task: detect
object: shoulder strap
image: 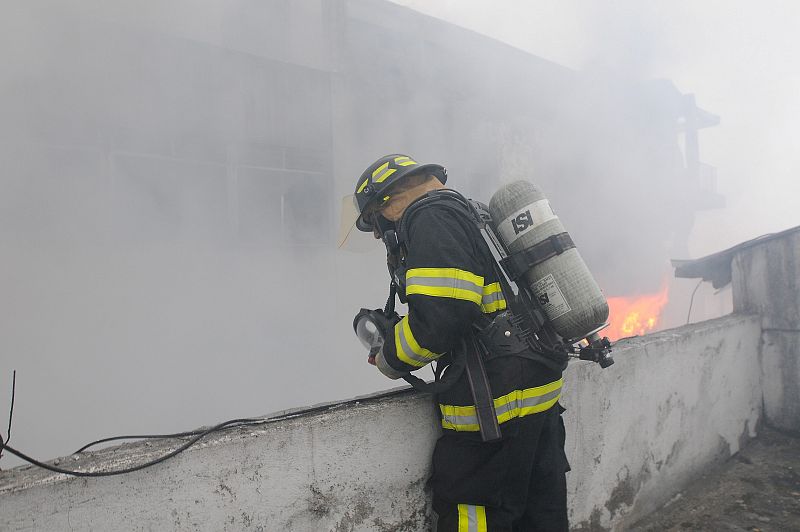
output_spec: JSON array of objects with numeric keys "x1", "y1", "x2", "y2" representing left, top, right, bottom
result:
[{"x1": 396, "y1": 189, "x2": 474, "y2": 242}]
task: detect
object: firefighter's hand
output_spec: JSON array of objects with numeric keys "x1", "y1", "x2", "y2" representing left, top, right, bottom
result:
[
  {"x1": 373, "y1": 347, "x2": 405, "y2": 380},
  {"x1": 367, "y1": 346, "x2": 380, "y2": 366}
]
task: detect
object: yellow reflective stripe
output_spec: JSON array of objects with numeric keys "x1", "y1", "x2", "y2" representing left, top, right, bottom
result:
[
  {"x1": 513, "y1": 378, "x2": 563, "y2": 401},
  {"x1": 457, "y1": 504, "x2": 487, "y2": 532},
  {"x1": 394, "y1": 156, "x2": 417, "y2": 166},
  {"x1": 372, "y1": 161, "x2": 396, "y2": 183},
  {"x1": 476, "y1": 506, "x2": 487, "y2": 532},
  {"x1": 407, "y1": 285, "x2": 482, "y2": 304},
  {"x1": 374, "y1": 168, "x2": 396, "y2": 183},
  {"x1": 356, "y1": 177, "x2": 370, "y2": 194},
  {"x1": 482, "y1": 282, "x2": 503, "y2": 295},
  {"x1": 406, "y1": 268, "x2": 484, "y2": 305},
  {"x1": 439, "y1": 378, "x2": 563, "y2": 431},
  {"x1": 440, "y1": 403, "x2": 477, "y2": 417},
  {"x1": 408, "y1": 267, "x2": 484, "y2": 286},
  {"x1": 394, "y1": 316, "x2": 440, "y2": 368},
  {"x1": 402, "y1": 317, "x2": 440, "y2": 361},
  {"x1": 440, "y1": 403, "x2": 481, "y2": 432},
  {"x1": 481, "y1": 282, "x2": 507, "y2": 313},
  {"x1": 498, "y1": 395, "x2": 560, "y2": 424},
  {"x1": 372, "y1": 162, "x2": 389, "y2": 178},
  {"x1": 458, "y1": 504, "x2": 469, "y2": 532},
  {"x1": 442, "y1": 418, "x2": 480, "y2": 432},
  {"x1": 481, "y1": 299, "x2": 507, "y2": 313},
  {"x1": 394, "y1": 319, "x2": 423, "y2": 367}
]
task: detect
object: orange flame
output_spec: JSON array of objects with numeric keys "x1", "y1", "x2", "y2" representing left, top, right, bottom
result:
[{"x1": 605, "y1": 284, "x2": 670, "y2": 340}]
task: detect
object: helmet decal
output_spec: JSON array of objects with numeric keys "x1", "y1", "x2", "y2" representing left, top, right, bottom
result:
[
  {"x1": 352, "y1": 154, "x2": 445, "y2": 232},
  {"x1": 372, "y1": 162, "x2": 397, "y2": 183},
  {"x1": 393, "y1": 156, "x2": 417, "y2": 167}
]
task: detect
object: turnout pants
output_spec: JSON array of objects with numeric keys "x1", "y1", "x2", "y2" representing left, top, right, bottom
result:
[{"x1": 431, "y1": 404, "x2": 569, "y2": 532}]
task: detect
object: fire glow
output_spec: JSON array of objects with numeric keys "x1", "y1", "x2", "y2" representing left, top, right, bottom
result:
[{"x1": 604, "y1": 284, "x2": 670, "y2": 340}]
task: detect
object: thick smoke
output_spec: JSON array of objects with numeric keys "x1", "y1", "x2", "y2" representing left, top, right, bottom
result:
[
  {"x1": 0, "y1": 1, "x2": 388, "y2": 467},
  {"x1": 393, "y1": 0, "x2": 800, "y2": 326},
  {"x1": 393, "y1": 0, "x2": 800, "y2": 251},
  {"x1": 1, "y1": 1, "x2": 799, "y2": 467}
]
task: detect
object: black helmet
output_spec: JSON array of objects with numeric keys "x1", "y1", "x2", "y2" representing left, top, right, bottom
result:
[{"x1": 353, "y1": 154, "x2": 446, "y2": 231}]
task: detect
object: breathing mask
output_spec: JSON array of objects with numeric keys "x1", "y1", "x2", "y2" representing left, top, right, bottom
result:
[{"x1": 353, "y1": 307, "x2": 401, "y2": 359}]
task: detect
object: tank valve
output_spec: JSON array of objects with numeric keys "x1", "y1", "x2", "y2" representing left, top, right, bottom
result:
[{"x1": 577, "y1": 333, "x2": 614, "y2": 368}]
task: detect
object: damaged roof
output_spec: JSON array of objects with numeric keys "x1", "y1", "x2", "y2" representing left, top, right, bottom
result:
[{"x1": 671, "y1": 225, "x2": 800, "y2": 288}]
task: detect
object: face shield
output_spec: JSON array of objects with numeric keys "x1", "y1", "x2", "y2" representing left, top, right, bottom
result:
[{"x1": 337, "y1": 194, "x2": 377, "y2": 251}]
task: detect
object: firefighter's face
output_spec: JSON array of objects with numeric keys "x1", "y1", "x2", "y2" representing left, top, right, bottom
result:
[
  {"x1": 378, "y1": 194, "x2": 407, "y2": 222},
  {"x1": 367, "y1": 174, "x2": 445, "y2": 239},
  {"x1": 367, "y1": 196, "x2": 406, "y2": 239}
]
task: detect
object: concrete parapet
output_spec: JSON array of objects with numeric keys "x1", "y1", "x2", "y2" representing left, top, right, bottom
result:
[
  {"x1": 1, "y1": 391, "x2": 440, "y2": 531},
  {"x1": 732, "y1": 229, "x2": 800, "y2": 432},
  {"x1": 732, "y1": 230, "x2": 800, "y2": 330},
  {"x1": 0, "y1": 314, "x2": 762, "y2": 531},
  {"x1": 760, "y1": 330, "x2": 800, "y2": 432},
  {"x1": 565, "y1": 314, "x2": 761, "y2": 530}
]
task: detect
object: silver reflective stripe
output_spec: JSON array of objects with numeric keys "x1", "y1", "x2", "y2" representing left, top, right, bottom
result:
[
  {"x1": 497, "y1": 199, "x2": 557, "y2": 245},
  {"x1": 375, "y1": 349, "x2": 405, "y2": 380},
  {"x1": 481, "y1": 292, "x2": 504, "y2": 304},
  {"x1": 396, "y1": 321, "x2": 438, "y2": 366},
  {"x1": 467, "y1": 505, "x2": 479, "y2": 531},
  {"x1": 442, "y1": 388, "x2": 562, "y2": 428},
  {"x1": 495, "y1": 388, "x2": 562, "y2": 417},
  {"x1": 407, "y1": 275, "x2": 483, "y2": 294},
  {"x1": 442, "y1": 411, "x2": 479, "y2": 428},
  {"x1": 481, "y1": 291, "x2": 505, "y2": 306}
]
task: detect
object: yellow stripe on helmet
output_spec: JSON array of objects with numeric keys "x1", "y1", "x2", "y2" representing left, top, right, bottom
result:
[
  {"x1": 394, "y1": 156, "x2": 417, "y2": 166},
  {"x1": 372, "y1": 161, "x2": 389, "y2": 178}
]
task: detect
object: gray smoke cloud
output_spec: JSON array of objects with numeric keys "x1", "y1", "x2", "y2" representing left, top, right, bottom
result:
[
  {"x1": 1, "y1": 0, "x2": 798, "y2": 467},
  {"x1": 393, "y1": 0, "x2": 800, "y2": 329},
  {"x1": 393, "y1": 0, "x2": 800, "y2": 251},
  {"x1": 0, "y1": 1, "x2": 390, "y2": 467}
]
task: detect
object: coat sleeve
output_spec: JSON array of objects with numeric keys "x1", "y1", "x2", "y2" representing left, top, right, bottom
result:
[{"x1": 376, "y1": 207, "x2": 487, "y2": 377}]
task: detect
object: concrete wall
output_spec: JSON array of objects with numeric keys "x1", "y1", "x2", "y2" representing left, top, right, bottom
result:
[
  {"x1": 565, "y1": 315, "x2": 761, "y2": 530},
  {"x1": 732, "y1": 230, "x2": 800, "y2": 432},
  {"x1": 0, "y1": 314, "x2": 762, "y2": 531},
  {"x1": 1, "y1": 392, "x2": 441, "y2": 532}
]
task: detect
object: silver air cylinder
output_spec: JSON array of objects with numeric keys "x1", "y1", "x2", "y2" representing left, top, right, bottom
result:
[{"x1": 489, "y1": 180, "x2": 608, "y2": 343}]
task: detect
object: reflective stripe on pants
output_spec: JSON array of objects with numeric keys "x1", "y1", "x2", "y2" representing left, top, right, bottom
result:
[
  {"x1": 440, "y1": 378, "x2": 563, "y2": 432},
  {"x1": 458, "y1": 504, "x2": 488, "y2": 532}
]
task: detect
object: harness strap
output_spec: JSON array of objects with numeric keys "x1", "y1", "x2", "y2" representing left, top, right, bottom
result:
[
  {"x1": 500, "y1": 232, "x2": 575, "y2": 281},
  {"x1": 394, "y1": 190, "x2": 566, "y2": 440},
  {"x1": 464, "y1": 335, "x2": 503, "y2": 442},
  {"x1": 401, "y1": 351, "x2": 465, "y2": 395}
]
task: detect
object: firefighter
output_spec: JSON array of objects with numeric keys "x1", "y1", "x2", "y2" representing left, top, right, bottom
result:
[{"x1": 349, "y1": 154, "x2": 570, "y2": 531}]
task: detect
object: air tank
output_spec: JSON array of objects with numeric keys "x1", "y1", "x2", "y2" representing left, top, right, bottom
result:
[{"x1": 488, "y1": 180, "x2": 609, "y2": 342}]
